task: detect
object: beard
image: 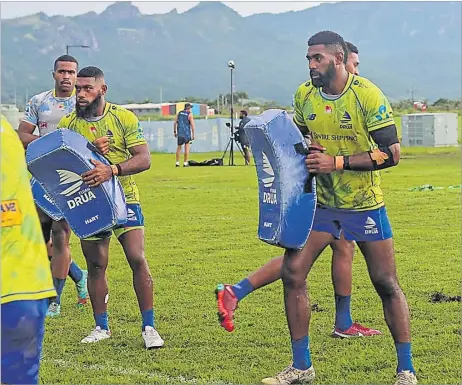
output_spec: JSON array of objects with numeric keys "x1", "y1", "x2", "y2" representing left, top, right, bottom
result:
[
  {"x1": 310, "y1": 61, "x2": 336, "y2": 88},
  {"x1": 76, "y1": 93, "x2": 102, "y2": 119}
]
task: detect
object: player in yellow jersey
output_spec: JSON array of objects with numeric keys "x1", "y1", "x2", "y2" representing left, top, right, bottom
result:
[
  {"x1": 216, "y1": 41, "x2": 381, "y2": 338},
  {"x1": 262, "y1": 31, "x2": 417, "y2": 385},
  {"x1": 1, "y1": 115, "x2": 56, "y2": 384},
  {"x1": 57, "y1": 66, "x2": 164, "y2": 349}
]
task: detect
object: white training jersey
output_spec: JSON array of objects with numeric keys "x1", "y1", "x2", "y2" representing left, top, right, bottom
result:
[{"x1": 22, "y1": 89, "x2": 76, "y2": 136}]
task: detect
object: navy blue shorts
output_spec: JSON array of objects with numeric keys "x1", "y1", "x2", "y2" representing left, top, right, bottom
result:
[
  {"x1": 177, "y1": 136, "x2": 192, "y2": 146},
  {"x1": 312, "y1": 205, "x2": 393, "y2": 242},
  {"x1": 1, "y1": 299, "x2": 48, "y2": 385},
  {"x1": 85, "y1": 203, "x2": 145, "y2": 241}
]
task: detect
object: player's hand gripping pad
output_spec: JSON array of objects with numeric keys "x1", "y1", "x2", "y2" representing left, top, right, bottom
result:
[
  {"x1": 26, "y1": 129, "x2": 127, "y2": 239},
  {"x1": 30, "y1": 177, "x2": 64, "y2": 221},
  {"x1": 244, "y1": 109, "x2": 317, "y2": 250}
]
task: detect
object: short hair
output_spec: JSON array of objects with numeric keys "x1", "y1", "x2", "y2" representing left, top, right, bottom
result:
[
  {"x1": 77, "y1": 66, "x2": 104, "y2": 79},
  {"x1": 54, "y1": 55, "x2": 78, "y2": 70},
  {"x1": 240, "y1": 110, "x2": 248, "y2": 116},
  {"x1": 308, "y1": 31, "x2": 348, "y2": 64},
  {"x1": 346, "y1": 41, "x2": 359, "y2": 55}
]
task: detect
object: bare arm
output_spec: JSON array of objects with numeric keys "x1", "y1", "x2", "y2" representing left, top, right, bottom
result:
[
  {"x1": 306, "y1": 125, "x2": 400, "y2": 173},
  {"x1": 81, "y1": 144, "x2": 151, "y2": 187},
  {"x1": 17, "y1": 121, "x2": 39, "y2": 149},
  {"x1": 119, "y1": 143, "x2": 151, "y2": 175},
  {"x1": 189, "y1": 114, "x2": 196, "y2": 139},
  {"x1": 346, "y1": 143, "x2": 400, "y2": 171},
  {"x1": 173, "y1": 116, "x2": 178, "y2": 137},
  {"x1": 343, "y1": 125, "x2": 400, "y2": 170}
]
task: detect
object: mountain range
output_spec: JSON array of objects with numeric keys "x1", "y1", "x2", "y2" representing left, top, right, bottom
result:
[{"x1": 2, "y1": 1, "x2": 461, "y2": 106}]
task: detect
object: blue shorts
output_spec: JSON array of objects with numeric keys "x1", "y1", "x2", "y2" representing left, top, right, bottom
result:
[
  {"x1": 84, "y1": 203, "x2": 145, "y2": 241},
  {"x1": 177, "y1": 136, "x2": 192, "y2": 146},
  {"x1": 1, "y1": 299, "x2": 48, "y2": 385},
  {"x1": 312, "y1": 205, "x2": 393, "y2": 242}
]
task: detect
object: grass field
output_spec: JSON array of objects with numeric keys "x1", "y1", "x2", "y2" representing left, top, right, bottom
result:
[{"x1": 41, "y1": 147, "x2": 461, "y2": 385}]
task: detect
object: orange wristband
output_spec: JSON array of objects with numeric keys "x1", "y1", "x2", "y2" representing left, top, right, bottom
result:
[{"x1": 334, "y1": 156, "x2": 344, "y2": 170}]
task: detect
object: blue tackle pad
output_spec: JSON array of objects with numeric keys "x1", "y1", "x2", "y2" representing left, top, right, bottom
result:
[
  {"x1": 244, "y1": 109, "x2": 317, "y2": 250},
  {"x1": 30, "y1": 177, "x2": 64, "y2": 221},
  {"x1": 26, "y1": 129, "x2": 127, "y2": 239}
]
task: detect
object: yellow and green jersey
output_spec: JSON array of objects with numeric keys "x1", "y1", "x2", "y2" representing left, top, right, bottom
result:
[
  {"x1": 1, "y1": 115, "x2": 56, "y2": 304},
  {"x1": 58, "y1": 102, "x2": 148, "y2": 204},
  {"x1": 293, "y1": 73, "x2": 395, "y2": 211}
]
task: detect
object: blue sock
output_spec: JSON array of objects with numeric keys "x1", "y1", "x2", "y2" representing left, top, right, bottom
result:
[
  {"x1": 291, "y1": 336, "x2": 312, "y2": 370},
  {"x1": 334, "y1": 294, "x2": 353, "y2": 331},
  {"x1": 95, "y1": 312, "x2": 109, "y2": 330},
  {"x1": 53, "y1": 277, "x2": 66, "y2": 305},
  {"x1": 141, "y1": 309, "x2": 155, "y2": 330},
  {"x1": 232, "y1": 278, "x2": 254, "y2": 302},
  {"x1": 395, "y1": 342, "x2": 415, "y2": 374},
  {"x1": 68, "y1": 261, "x2": 83, "y2": 283}
]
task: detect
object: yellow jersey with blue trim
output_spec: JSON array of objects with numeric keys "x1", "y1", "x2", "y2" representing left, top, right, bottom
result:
[
  {"x1": 293, "y1": 73, "x2": 396, "y2": 211},
  {"x1": 57, "y1": 102, "x2": 148, "y2": 204},
  {"x1": 1, "y1": 115, "x2": 56, "y2": 304}
]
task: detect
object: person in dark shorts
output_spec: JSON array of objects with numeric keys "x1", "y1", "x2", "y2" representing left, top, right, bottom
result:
[{"x1": 174, "y1": 103, "x2": 196, "y2": 167}]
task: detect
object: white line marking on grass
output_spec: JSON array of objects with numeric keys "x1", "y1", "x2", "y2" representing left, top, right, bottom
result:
[{"x1": 43, "y1": 359, "x2": 234, "y2": 385}]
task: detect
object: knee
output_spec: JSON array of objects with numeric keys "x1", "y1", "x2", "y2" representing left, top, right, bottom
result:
[
  {"x1": 331, "y1": 241, "x2": 355, "y2": 261},
  {"x1": 127, "y1": 253, "x2": 148, "y2": 272},
  {"x1": 372, "y1": 274, "x2": 401, "y2": 298},
  {"x1": 281, "y1": 262, "x2": 306, "y2": 290},
  {"x1": 87, "y1": 259, "x2": 107, "y2": 277}
]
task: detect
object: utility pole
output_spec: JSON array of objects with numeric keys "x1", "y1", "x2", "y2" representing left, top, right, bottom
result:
[
  {"x1": 409, "y1": 87, "x2": 417, "y2": 102},
  {"x1": 159, "y1": 86, "x2": 163, "y2": 103}
]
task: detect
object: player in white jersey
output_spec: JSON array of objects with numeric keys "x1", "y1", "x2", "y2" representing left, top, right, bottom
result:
[{"x1": 17, "y1": 55, "x2": 89, "y2": 317}]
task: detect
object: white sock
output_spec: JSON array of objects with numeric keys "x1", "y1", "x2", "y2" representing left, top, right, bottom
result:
[
  {"x1": 184, "y1": 162, "x2": 188, "y2": 166},
  {"x1": 175, "y1": 161, "x2": 179, "y2": 165}
]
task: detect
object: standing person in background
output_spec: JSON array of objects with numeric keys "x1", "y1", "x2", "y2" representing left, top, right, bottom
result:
[
  {"x1": 174, "y1": 103, "x2": 196, "y2": 167},
  {"x1": 237, "y1": 110, "x2": 252, "y2": 165}
]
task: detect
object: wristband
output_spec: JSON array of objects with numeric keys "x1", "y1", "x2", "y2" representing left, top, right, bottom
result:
[
  {"x1": 334, "y1": 156, "x2": 344, "y2": 170},
  {"x1": 110, "y1": 164, "x2": 118, "y2": 176},
  {"x1": 343, "y1": 156, "x2": 351, "y2": 170},
  {"x1": 116, "y1": 164, "x2": 123, "y2": 176}
]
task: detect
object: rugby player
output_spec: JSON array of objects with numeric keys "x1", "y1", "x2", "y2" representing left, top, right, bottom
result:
[
  {"x1": 17, "y1": 54, "x2": 88, "y2": 317},
  {"x1": 58, "y1": 66, "x2": 164, "y2": 349},
  {"x1": 216, "y1": 41, "x2": 381, "y2": 339},
  {"x1": 261, "y1": 31, "x2": 416, "y2": 385},
  {"x1": 1, "y1": 115, "x2": 56, "y2": 384}
]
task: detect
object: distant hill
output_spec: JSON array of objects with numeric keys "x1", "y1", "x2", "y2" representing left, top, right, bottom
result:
[{"x1": 2, "y1": 1, "x2": 460, "y2": 105}]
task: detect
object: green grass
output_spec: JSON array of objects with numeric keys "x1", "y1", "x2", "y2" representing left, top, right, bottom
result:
[{"x1": 40, "y1": 149, "x2": 461, "y2": 385}]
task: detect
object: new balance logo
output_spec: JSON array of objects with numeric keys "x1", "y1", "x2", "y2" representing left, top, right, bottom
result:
[
  {"x1": 57, "y1": 170, "x2": 83, "y2": 196},
  {"x1": 364, "y1": 217, "x2": 379, "y2": 235},
  {"x1": 261, "y1": 152, "x2": 275, "y2": 188}
]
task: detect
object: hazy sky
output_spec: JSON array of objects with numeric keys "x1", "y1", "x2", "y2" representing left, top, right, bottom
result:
[{"x1": 1, "y1": 1, "x2": 325, "y2": 19}]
